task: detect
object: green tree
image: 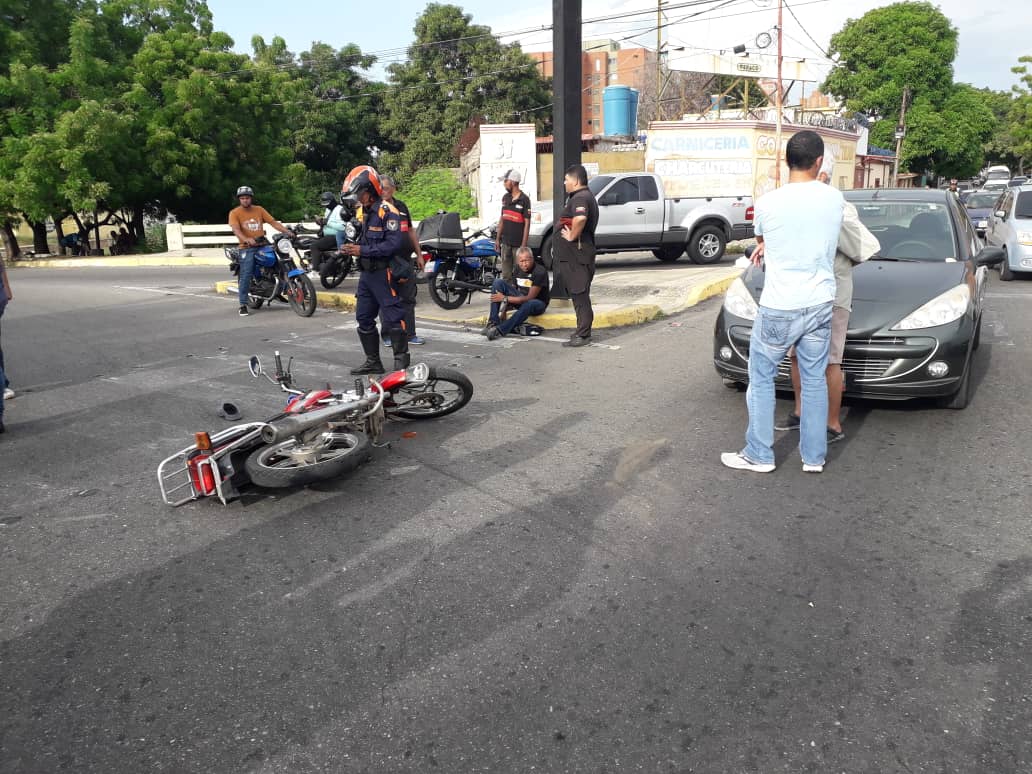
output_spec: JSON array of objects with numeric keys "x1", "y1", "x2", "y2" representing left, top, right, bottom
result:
[
  {"x1": 400, "y1": 167, "x2": 476, "y2": 220},
  {"x1": 1009, "y1": 56, "x2": 1032, "y2": 174},
  {"x1": 378, "y1": 3, "x2": 551, "y2": 180},
  {"x1": 823, "y1": 2, "x2": 995, "y2": 179},
  {"x1": 824, "y1": 1, "x2": 957, "y2": 118}
]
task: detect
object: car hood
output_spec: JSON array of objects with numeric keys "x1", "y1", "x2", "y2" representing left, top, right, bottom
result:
[{"x1": 742, "y1": 260, "x2": 969, "y2": 335}]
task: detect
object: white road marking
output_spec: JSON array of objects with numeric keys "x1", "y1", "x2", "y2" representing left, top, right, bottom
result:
[{"x1": 113, "y1": 285, "x2": 233, "y2": 301}]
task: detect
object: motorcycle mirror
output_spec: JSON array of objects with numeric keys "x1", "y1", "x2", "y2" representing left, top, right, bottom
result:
[{"x1": 248, "y1": 355, "x2": 262, "y2": 378}]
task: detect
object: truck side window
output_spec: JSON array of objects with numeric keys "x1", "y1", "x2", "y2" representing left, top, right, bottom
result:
[
  {"x1": 638, "y1": 177, "x2": 659, "y2": 201},
  {"x1": 602, "y1": 178, "x2": 640, "y2": 206}
]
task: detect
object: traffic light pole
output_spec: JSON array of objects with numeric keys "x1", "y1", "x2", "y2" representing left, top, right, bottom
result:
[{"x1": 550, "y1": 0, "x2": 582, "y2": 299}]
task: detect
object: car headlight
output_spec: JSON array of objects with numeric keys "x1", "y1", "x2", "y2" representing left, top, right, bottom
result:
[
  {"x1": 1018, "y1": 230, "x2": 1032, "y2": 246},
  {"x1": 891, "y1": 284, "x2": 970, "y2": 330},
  {"x1": 723, "y1": 276, "x2": 759, "y2": 320}
]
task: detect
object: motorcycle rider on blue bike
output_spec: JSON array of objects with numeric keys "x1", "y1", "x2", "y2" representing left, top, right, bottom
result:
[
  {"x1": 339, "y1": 166, "x2": 411, "y2": 375},
  {"x1": 228, "y1": 185, "x2": 294, "y2": 317}
]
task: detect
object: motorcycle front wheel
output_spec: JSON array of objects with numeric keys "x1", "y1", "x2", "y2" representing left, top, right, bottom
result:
[
  {"x1": 244, "y1": 431, "x2": 371, "y2": 488},
  {"x1": 428, "y1": 267, "x2": 470, "y2": 309},
  {"x1": 287, "y1": 274, "x2": 318, "y2": 317},
  {"x1": 320, "y1": 256, "x2": 352, "y2": 289},
  {"x1": 387, "y1": 367, "x2": 474, "y2": 419}
]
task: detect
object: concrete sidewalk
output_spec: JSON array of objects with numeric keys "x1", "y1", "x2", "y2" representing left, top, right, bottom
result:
[
  {"x1": 8, "y1": 248, "x2": 228, "y2": 269},
  {"x1": 212, "y1": 262, "x2": 741, "y2": 331}
]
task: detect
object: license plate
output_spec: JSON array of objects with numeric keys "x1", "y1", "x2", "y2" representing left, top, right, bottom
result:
[
  {"x1": 423, "y1": 260, "x2": 436, "y2": 273},
  {"x1": 977, "y1": 220, "x2": 988, "y2": 228}
]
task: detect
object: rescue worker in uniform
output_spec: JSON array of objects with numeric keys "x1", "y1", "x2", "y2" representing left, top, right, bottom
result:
[
  {"x1": 339, "y1": 165, "x2": 410, "y2": 375},
  {"x1": 556, "y1": 164, "x2": 599, "y2": 347}
]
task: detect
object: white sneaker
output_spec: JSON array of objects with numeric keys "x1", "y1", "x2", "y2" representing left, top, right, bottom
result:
[
  {"x1": 2, "y1": 388, "x2": 13, "y2": 400},
  {"x1": 802, "y1": 463, "x2": 824, "y2": 474},
  {"x1": 720, "y1": 452, "x2": 775, "y2": 473}
]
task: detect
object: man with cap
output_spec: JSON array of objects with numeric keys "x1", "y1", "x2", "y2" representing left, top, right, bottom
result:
[{"x1": 495, "y1": 169, "x2": 531, "y2": 284}]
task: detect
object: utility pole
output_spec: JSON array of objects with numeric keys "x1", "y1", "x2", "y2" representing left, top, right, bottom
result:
[
  {"x1": 892, "y1": 86, "x2": 911, "y2": 188},
  {"x1": 774, "y1": 0, "x2": 783, "y2": 187},
  {"x1": 656, "y1": 0, "x2": 663, "y2": 121},
  {"x1": 551, "y1": 0, "x2": 582, "y2": 299}
]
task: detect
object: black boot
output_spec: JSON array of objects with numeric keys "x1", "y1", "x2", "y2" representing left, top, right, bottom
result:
[
  {"x1": 389, "y1": 328, "x2": 410, "y2": 371},
  {"x1": 351, "y1": 330, "x2": 385, "y2": 375}
]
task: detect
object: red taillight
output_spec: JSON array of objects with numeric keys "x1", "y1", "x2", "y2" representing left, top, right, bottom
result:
[
  {"x1": 745, "y1": 206, "x2": 754, "y2": 221},
  {"x1": 421, "y1": 251, "x2": 431, "y2": 261},
  {"x1": 186, "y1": 451, "x2": 217, "y2": 495}
]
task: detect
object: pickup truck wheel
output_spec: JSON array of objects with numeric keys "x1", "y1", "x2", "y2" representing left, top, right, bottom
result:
[
  {"x1": 539, "y1": 234, "x2": 555, "y2": 270},
  {"x1": 688, "y1": 225, "x2": 727, "y2": 265},
  {"x1": 652, "y1": 246, "x2": 684, "y2": 262}
]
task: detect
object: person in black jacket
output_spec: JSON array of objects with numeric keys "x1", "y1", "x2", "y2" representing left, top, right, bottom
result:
[{"x1": 556, "y1": 164, "x2": 599, "y2": 347}]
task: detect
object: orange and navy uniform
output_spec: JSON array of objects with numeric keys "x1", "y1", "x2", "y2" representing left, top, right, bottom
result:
[{"x1": 357, "y1": 199, "x2": 405, "y2": 264}]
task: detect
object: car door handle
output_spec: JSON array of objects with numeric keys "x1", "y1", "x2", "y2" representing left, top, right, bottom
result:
[{"x1": 635, "y1": 207, "x2": 645, "y2": 214}]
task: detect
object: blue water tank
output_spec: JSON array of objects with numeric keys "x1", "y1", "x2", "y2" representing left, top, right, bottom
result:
[{"x1": 603, "y1": 85, "x2": 639, "y2": 137}]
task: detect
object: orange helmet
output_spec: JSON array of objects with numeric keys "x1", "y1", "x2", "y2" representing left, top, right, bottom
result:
[{"x1": 342, "y1": 165, "x2": 382, "y2": 200}]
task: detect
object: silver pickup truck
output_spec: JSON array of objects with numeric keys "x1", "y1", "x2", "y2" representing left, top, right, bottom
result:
[{"x1": 529, "y1": 171, "x2": 754, "y2": 266}]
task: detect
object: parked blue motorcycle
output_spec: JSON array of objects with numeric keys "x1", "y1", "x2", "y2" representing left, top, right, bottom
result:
[
  {"x1": 224, "y1": 229, "x2": 317, "y2": 317},
  {"x1": 418, "y1": 212, "x2": 500, "y2": 310}
]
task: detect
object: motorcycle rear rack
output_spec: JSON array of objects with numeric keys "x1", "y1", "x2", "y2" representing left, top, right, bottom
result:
[{"x1": 157, "y1": 423, "x2": 268, "y2": 506}]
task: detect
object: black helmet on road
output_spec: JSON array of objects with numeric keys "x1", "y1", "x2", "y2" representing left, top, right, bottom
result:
[
  {"x1": 236, "y1": 185, "x2": 254, "y2": 198},
  {"x1": 319, "y1": 191, "x2": 336, "y2": 207}
]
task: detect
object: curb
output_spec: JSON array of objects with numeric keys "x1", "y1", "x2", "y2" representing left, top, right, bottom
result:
[
  {"x1": 11, "y1": 254, "x2": 227, "y2": 268},
  {"x1": 212, "y1": 276, "x2": 735, "y2": 331}
]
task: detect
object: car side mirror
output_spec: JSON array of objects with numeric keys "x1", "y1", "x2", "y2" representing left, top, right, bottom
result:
[
  {"x1": 974, "y1": 246, "x2": 1005, "y2": 267},
  {"x1": 248, "y1": 355, "x2": 262, "y2": 377}
]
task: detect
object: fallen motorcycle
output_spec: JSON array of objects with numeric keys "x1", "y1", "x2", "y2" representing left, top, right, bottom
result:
[
  {"x1": 157, "y1": 352, "x2": 473, "y2": 506},
  {"x1": 224, "y1": 230, "x2": 318, "y2": 317}
]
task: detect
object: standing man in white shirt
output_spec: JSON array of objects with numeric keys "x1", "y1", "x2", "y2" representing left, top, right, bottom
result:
[
  {"x1": 776, "y1": 161, "x2": 881, "y2": 443},
  {"x1": 721, "y1": 130, "x2": 843, "y2": 474}
]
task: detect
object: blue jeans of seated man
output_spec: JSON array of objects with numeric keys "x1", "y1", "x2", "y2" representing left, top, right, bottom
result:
[
  {"x1": 744, "y1": 302, "x2": 833, "y2": 467},
  {"x1": 488, "y1": 279, "x2": 546, "y2": 335},
  {"x1": 237, "y1": 247, "x2": 259, "y2": 305}
]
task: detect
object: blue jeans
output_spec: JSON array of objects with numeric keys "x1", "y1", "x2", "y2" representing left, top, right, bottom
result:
[
  {"x1": 488, "y1": 279, "x2": 546, "y2": 335},
  {"x1": 744, "y1": 303, "x2": 833, "y2": 467},
  {"x1": 237, "y1": 247, "x2": 259, "y2": 305}
]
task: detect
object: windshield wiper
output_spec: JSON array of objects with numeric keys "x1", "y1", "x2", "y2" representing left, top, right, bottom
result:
[{"x1": 869, "y1": 254, "x2": 919, "y2": 262}]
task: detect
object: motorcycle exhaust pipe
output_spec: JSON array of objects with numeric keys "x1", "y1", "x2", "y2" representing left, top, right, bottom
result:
[
  {"x1": 261, "y1": 400, "x2": 366, "y2": 444},
  {"x1": 446, "y1": 280, "x2": 489, "y2": 292}
]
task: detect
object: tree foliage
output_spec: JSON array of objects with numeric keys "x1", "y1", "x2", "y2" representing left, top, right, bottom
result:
[
  {"x1": 399, "y1": 167, "x2": 476, "y2": 220},
  {"x1": 823, "y1": 1, "x2": 993, "y2": 179},
  {"x1": 378, "y1": 4, "x2": 551, "y2": 181},
  {"x1": 1009, "y1": 56, "x2": 1032, "y2": 172}
]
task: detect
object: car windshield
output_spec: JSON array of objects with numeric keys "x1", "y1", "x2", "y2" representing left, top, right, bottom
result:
[
  {"x1": 966, "y1": 192, "x2": 999, "y2": 209},
  {"x1": 850, "y1": 200, "x2": 957, "y2": 261},
  {"x1": 1016, "y1": 191, "x2": 1032, "y2": 219},
  {"x1": 588, "y1": 176, "x2": 613, "y2": 196}
]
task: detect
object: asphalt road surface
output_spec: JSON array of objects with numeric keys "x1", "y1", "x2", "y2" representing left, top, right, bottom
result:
[{"x1": 1, "y1": 267, "x2": 1031, "y2": 773}]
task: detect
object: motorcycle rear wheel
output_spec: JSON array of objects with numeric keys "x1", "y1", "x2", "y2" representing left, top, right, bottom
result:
[
  {"x1": 387, "y1": 367, "x2": 474, "y2": 419},
  {"x1": 244, "y1": 431, "x2": 371, "y2": 488},
  {"x1": 428, "y1": 267, "x2": 470, "y2": 309},
  {"x1": 287, "y1": 274, "x2": 318, "y2": 317},
  {"x1": 320, "y1": 256, "x2": 352, "y2": 289}
]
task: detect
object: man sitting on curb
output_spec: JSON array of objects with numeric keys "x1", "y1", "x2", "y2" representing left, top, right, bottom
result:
[{"x1": 482, "y1": 247, "x2": 549, "y2": 340}]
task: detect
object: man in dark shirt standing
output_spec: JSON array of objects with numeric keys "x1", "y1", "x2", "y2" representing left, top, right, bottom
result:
[
  {"x1": 556, "y1": 164, "x2": 599, "y2": 348},
  {"x1": 495, "y1": 169, "x2": 531, "y2": 283},
  {"x1": 380, "y1": 176, "x2": 425, "y2": 346},
  {"x1": 482, "y1": 247, "x2": 549, "y2": 340}
]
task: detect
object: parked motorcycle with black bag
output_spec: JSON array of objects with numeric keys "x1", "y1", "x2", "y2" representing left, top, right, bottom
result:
[
  {"x1": 419, "y1": 211, "x2": 501, "y2": 309},
  {"x1": 224, "y1": 229, "x2": 318, "y2": 317}
]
